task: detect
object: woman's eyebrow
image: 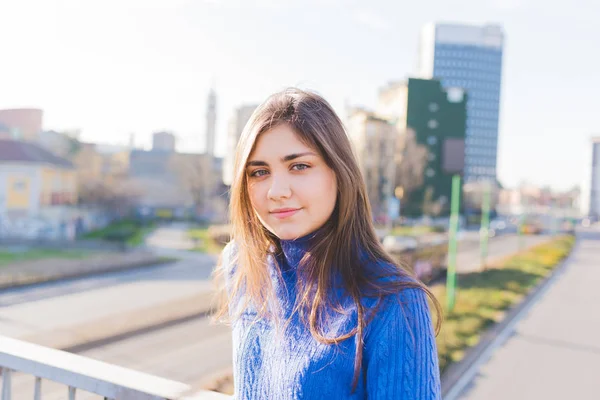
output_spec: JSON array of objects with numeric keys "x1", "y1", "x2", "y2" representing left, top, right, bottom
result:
[{"x1": 246, "y1": 152, "x2": 317, "y2": 167}]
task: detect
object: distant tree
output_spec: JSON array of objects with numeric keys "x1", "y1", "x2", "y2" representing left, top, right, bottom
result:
[
  {"x1": 78, "y1": 175, "x2": 140, "y2": 217},
  {"x1": 168, "y1": 154, "x2": 211, "y2": 213},
  {"x1": 395, "y1": 128, "x2": 428, "y2": 207}
]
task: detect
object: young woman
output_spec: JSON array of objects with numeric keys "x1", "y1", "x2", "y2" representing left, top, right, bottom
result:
[{"x1": 213, "y1": 88, "x2": 442, "y2": 399}]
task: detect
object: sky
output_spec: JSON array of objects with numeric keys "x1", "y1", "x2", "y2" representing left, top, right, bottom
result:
[{"x1": 0, "y1": 0, "x2": 598, "y2": 204}]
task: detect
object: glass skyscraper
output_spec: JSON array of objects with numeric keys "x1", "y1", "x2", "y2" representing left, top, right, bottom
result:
[{"x1": 418, "y1": 23, "x2": 504, "y2": 184}]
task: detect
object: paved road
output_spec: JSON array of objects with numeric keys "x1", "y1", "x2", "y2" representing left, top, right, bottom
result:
[
  {"x1": 456, "y1": 233, "x2": 552, "y2": 273},
  {"x1": 0, "y1": 225, "x2": 217, "y2": 339},
  {"x1": 446, "y1": 225, "x2": 600, "y2": 400},
  {"x1": 144, "y1": 222, "x2": 198, "y2": 251}
]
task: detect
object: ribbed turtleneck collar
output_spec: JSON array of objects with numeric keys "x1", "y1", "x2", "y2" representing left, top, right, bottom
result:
[{"x1": 277, "y1": 229, "x2": 321, "y2": 271}]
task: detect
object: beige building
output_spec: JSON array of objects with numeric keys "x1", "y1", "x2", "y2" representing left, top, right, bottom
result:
[
  {"x1": 152, "y1": 131, "x2": 176, "y2": 152},
  {"x1": 73, "y1": 143, "x2": 130, "y2": 186},
  {"x1": 497, "y1": 184, "x2": 581, "y2": 217},
  {"x1": 223, "y1": 105, "x2": 258, "y2": 186},
  {"x1": 376, "y1": 82, "x2": 409, "y2": 127},
  {"x1": 37, "y1": 130, "x2": 81, "y2": 159},
  {"x1": 127, "y1": 149, "x2": 227, "y2": 221},
  {"x1": 347, "y1": 108, "x2": 398, "y2": 220}
]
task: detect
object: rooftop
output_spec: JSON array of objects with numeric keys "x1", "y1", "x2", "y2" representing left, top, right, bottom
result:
[{"x1": 0, "y1": 139, "x2": 73, "y2": 168}]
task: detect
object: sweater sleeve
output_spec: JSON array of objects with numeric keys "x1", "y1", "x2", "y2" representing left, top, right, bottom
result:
[{"x1": 364, "y1": 287, "x2": 441, "y2": 399}]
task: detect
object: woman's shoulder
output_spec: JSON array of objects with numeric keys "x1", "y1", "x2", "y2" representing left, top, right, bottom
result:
[
  {"x1": 217, "y1": 240, "x2": 240, "y2": 293},
  {"x1": 362, "y1": 257, "x2": 421, "y2": 290},
  {"x1": 219, "y1": 240, "x2": 239, "y2": 271},
  {"x1": 363, "y1": 261, "x2": 433, "y2": 340}
]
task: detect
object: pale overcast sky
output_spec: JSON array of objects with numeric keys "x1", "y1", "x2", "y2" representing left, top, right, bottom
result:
[{"x1": 1, "y1": 0, "x2": 598, "y2": 199}]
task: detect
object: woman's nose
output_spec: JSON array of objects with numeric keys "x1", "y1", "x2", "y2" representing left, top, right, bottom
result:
[{"x1": 267, "y1": 176, "x2": 292, "y2": 200}]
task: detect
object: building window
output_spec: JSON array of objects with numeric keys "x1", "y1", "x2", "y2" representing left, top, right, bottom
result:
[
  {"x1": 429, "y1": 103, "x2": 439, "y2": 112},
  {"x1": 13, "y1": 180, "x2": 27, "y2": 191},
  {"x1": 428, "y1": 120, "x2": 439, "y2": 129},
  {"x1": 427, "y1": 136, "x2": 438, "y2": 145},
  {"x1": 426, "y1": 168, "x2": 435, "y2": 178}
]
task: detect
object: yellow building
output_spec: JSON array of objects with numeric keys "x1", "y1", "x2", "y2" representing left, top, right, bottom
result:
[
  {"x1": 72, "y1": 142, "x2": 130, "y2": 185},
  {"x1": 0, "y1": 139, "x2": 77, "y2": 220}
]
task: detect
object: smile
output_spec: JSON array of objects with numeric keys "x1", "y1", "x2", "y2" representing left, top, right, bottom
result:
[{"x1": 271, "y1": 208, "x2": 301, "y2": 219}]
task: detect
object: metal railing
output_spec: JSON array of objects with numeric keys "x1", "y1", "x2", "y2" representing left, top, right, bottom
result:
[{"x1": 0, "y1": 335, "x2": 230, "y2": 400}]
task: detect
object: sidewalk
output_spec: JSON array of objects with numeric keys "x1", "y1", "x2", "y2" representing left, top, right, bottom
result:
[{"x1": 447, "y1": 226, "x2": 600, "y2": 399}]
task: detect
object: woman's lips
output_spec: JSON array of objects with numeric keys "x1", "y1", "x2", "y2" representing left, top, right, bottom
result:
[{"x1": 271, "y1": 208, "x2": 301, "y2": 219}]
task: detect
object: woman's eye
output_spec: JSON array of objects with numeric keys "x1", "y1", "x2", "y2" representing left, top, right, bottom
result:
[
  {"x1": 292, "y1": 163, "x2": 310, "y2": 171},
  {"x1": 250, "y1": 169, "x2": 268, "y2": 177}
]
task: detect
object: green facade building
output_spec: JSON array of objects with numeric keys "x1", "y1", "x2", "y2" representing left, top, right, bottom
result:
[{"x1": 401, "y1": 78, "x2": 467, "y2": 217}]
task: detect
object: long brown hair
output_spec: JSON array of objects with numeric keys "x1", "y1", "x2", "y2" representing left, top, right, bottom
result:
[{"x1": 213, "y1": 87, "x2": 442, "y2": 392}]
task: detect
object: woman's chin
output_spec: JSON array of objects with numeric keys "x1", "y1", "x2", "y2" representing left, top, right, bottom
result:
[{"x1": 271, "y1": 226, "x2": 311, "y2": 241}]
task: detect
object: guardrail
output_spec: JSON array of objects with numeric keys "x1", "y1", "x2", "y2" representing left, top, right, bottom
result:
[{"x1": 0, "y1": 335, "x2": 229, "y2": 400}]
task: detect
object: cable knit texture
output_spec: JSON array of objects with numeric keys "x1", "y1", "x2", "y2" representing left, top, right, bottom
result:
[{"x1": 221, "y1": 233, "x2": 441, "y2": 399}]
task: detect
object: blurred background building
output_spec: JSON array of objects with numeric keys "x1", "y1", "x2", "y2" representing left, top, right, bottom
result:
[
  {"x1": 152, "y1": 131, "x2": 176, "y2": 153},
  {"x1": 0, "y1": 108, "x2": 44, "y2": 142},
  {"x1": 0, "y1": 139, "x2": 79, "y2": 238},
  {"x1": 374, "y1": 78, "x2": 467, "y2": 217},
  {"x1": 418, "y1": 23, "x2": 504, "y2": 185},
  {"x1": 346, "y1": 109, "x2": 396, "y2": 221},
  {"x1": 0, "y1": 108, "x2": 44, "y2": 141},
  {"x1": 206, "y1": 88, "x2": 217, "y2": 158},
  {"x1": 223, "y1": 104, "x2": 258, "y2": 186},
  {"x1": 497, "y1": 183, "x2": 581, "y2": 217}
]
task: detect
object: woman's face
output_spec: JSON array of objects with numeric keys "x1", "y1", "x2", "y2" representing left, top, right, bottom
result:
[{"x1": 246, "y1": 124, "x2": 338, "y2": 240}]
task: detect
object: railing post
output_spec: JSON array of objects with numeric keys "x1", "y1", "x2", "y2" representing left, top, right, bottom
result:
[
  {"x1": 34, "y1": 377, "x2": 42, "y2": 400},
  {"x1": 1, "y1": 368, "x2": 11, "y2": 400},
  {"x1": 69, "y1": 386, "x2": 76, "y2": 400}
]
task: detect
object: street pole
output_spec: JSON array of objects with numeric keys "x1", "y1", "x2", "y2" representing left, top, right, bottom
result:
[
  {"x1": 550, "y1": 199, "x2": 558, "y2": 236},
  {"x1": 480, "y1": 181, "x2": 491, "y2": 270},
  {"x1": 446, "y1": 174, "x2": 461, "y2": 313},
  {"x1": 518, "y1": 198, "x2": 526, "y2": 251}
]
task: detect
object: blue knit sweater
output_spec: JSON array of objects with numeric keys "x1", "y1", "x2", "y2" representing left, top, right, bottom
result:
[{"x1": 221, "y1": 234, "x2": 441, "y2": 399}]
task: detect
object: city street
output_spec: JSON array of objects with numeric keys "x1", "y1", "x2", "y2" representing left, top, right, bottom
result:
[
  {"x1": 0, "y1": 226, "x2": 549, "y2": 340},
  {"x1": 0, "y1": 225, "x2": 217, "y2": 341},
  {"x1": 0, "y1": 224, "x2": 560, "y2": 398},
  {"x1": 456, "y1": 233, "x2": 551, "y2": 273},
  {"x1": 1, "y1": 5, "x2": 597, "y2": 398},
  {"x1": 445, "y1": 225, "x2": 600, "y2": 399}
]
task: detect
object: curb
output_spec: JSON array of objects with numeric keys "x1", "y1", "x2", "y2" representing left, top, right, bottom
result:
[
  {"x1": 440, "y1": 236, "x2": 579, "y2": 397},
  {"x1": 0, "y1": 256, "x2": 177, "y2": 292}
]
